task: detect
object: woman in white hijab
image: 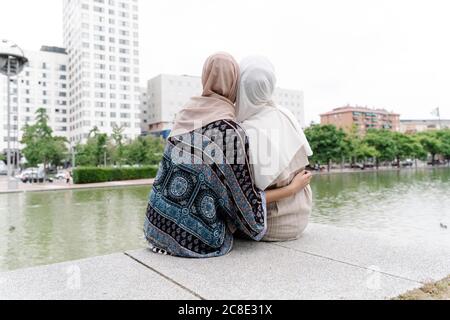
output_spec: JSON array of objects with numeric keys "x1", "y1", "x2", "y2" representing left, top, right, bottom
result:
[{"x1": 237, "y1": 56, "x2": 313, "y2": 242}]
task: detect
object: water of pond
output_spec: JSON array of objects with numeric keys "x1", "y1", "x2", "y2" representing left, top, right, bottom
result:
[{"x1": 1, "y1": 168, "x2": 449, "y2": 272}]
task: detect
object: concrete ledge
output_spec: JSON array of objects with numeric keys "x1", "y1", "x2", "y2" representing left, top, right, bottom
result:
[
  {"x1": 126, "y1": 242, "x2": 419, "y2": 300},
  {"x1": 0, "y1": 253, "x2": 198, "y2": 300},
  {"x1": 274, "y1": 224, "x2": 450, "y2": 284},
  {"x1": 1, "y1": 223, "x2": 448, "y2": 300}
]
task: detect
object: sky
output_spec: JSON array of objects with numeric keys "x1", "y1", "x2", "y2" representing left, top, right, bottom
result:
[{"x1": 1, "y1": 0, "x2": 449, "y2": 124}]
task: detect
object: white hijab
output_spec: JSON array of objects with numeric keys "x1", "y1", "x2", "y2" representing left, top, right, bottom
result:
[{"x1": 237, "y1": 56, "x2": 313, "y2": 190}]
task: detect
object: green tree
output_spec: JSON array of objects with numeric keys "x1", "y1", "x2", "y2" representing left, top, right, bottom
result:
[
  {"x1": 364, "y1": 129, "x2": 397, "y2": 169},
  {"x1": 304, "y1": 124, "x2": 347, "y2": 171},
  {"x1": 144, "y1": 136, "x2": 165, "y2": 165},
  {"x1": 21, "y1": 124, "x2": 41, "y2": 167},
  {"x1": 123, "y1": 135, "x2": 165, "y2": 166},
  {"x1": 354, "y1": 142, "x2": 379, "y2": 164},
  {"x1": 74, "y1": 129, "x2": 165, "y2": 168},
  {"x1": 410, "y1": 134, "x2": 428, "y2": 166},
  {"x1": 95, "y1": 133, "x2": 109, "y2": 166},
  {"x1": 21, "y1": 108, "x2": 68, "y2": 173},
  {"x1": 75, "y1": 129, "x2": 110, "y2": 167},
  {"x1": 110, "y1": 124, "x2": 125, "y2": 165},
  {"x1": 342, "y1": 125, "x2": 359, "y2": 165},
  {"x1": 123, "y1": 137, "x2": 147, "y2": 165},
  {"x1": 391, "y1": 132, "x2": 417, "y2": 167},
  {"x1": 417, "y1": 131, "x2": 442, "y2": 165},
  {"x1": 343, "y1": 125, "x2": 378, "y2": 165},
  {"x1": 74, "y1": 140, "x2": 97, "y2": 167},
  {"x1": 50, "y1": 136, "x2": 70, "y2": 167},
  {"x1": 436, "y1": 129, "x2": 450, "y2": 165},
  {"x1": 89, "y1": 126, "x2": 100, "y2": 138}
]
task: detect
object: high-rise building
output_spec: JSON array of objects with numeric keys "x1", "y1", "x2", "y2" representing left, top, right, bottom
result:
[
  {"x1": 320, "y1": 105, "x2": 400, "y2": 134},
  {"x1": 144, "y1": 74, "x2": 305, "y2": 138},
  {"x1": 63, "y1": 0, "x2": 141, "y2": 145},
  {"x1": 0, "y1": 46, "x2": 69, "y2": 153}
]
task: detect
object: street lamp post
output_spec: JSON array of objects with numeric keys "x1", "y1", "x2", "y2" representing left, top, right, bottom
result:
[
  {"x1": 70, "y1": 143, "x2": 77, "y2": 169},
  {"x1": 0, "y1": 40, "x2": 28, "y2": 189},
  {"x1": 6, "y1": 59, "x2": 11, "y2": 178},
  {"x1": 431, "y1": 107, "x2": 442, "y2": 130}
]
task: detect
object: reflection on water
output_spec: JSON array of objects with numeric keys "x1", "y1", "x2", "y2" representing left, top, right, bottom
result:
[
  {"x1": 311, "y1": 168, "x2": 450, "y2": 242},
  {"x1": 0, "y1": 186, "x2": 151, "y2": 272},
  {"x1": 1, "y1": 168, "x2": 449, "y2": 271}
]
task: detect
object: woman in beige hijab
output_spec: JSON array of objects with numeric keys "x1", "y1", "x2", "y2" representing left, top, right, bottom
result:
[
  {"x1": 144, "y1": 53, "x2": 312, "y2": 258},
  {"x1": 237, "y1": 56, "x2": 313, "y2": 242},
  {"x1": 169, "y1": 52, "x2": 239, "y2": 137}
]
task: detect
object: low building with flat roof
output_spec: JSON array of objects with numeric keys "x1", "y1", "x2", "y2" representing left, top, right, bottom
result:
[
  {"x1": 400, "y1": 119, "x2": 450, "y2": 134},
  {"x1": 320, "y1": 105, "x2": 400, "y2": 134}
]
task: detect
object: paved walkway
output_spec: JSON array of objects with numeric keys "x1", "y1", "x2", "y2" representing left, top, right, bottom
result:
[
  {"x1": 0, "y1": 176, "x2": 154, "y2": 194},
  {"x1": 1, "y1": 223, "x2": 448, "y2": 300}
]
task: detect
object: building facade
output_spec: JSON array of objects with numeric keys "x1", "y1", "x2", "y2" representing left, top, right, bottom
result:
[
  {"x1": 63, "y1": 0, "x2": 141, "y2": 145},
  {"x1": 0, "y1": 46, "x2": 69, "y2": 152},
  {"x1": 139, "y1": 86, "x2": 149, "y2": 134},
  {"x1": 144, "y1": 74, "x2": 305, "y2": 137},
  {"x1": 145, "y1": 74, "x2": 202, "y2": 137},
  {"x1": 320, "y1": 105, "x2": 400, "y2": 134},
  {"x1": 273, "y1": 88, "x2": 305, "y2": 128},
  {"x1": 400, "y1": 119, "x2": 450, "y2": 134}
]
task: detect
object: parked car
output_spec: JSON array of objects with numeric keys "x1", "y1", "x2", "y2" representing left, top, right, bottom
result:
[
  {"x1": 428, "y1": 159, "x2": 445, "y2": 166},
  {"x1": 351, "y1": 163, "x2": 365, "y2": 170},
  {"x1": 55, "y1": 171, "x2": 68, "y2": 180},
  {"x1": 0, "y1": 161, "x2": 6, "y2": 175},
  {"x1": 308, "y1": 164, "x2": 326, "y2": 171},
  {"x1": 47, "y1": 167, "x2": 58, "y2": 174},
  {"x1": 391, "y1": 161, "x2": 400, "y2": 167},
  {"x1": 402, "y1": 159, "x2": 414, "y2": 167},
  {"x1": 16, "y1": 168, "x2": 38, "y2": 182},
  {"x1": 17, "y1": 167, "x2": 52, "y2": 183}
]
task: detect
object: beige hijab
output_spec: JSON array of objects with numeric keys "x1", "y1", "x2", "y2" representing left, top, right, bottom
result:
[{"x1": 169, "y1": 52, "x2": 240, "y2": 137}]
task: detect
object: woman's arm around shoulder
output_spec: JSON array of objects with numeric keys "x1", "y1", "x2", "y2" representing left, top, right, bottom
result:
[{"x1": 265, "y1": 171, "x2": 312, "y2": 204}]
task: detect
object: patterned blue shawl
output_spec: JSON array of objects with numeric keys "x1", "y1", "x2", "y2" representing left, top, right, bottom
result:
[{"x1": 144, "y1": 120, "x2": 267, "y2": 258}]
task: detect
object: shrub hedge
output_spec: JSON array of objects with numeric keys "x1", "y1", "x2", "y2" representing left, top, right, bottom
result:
[{"x1": 73, "y1": 166, "x2": 158, "y2": 184}]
